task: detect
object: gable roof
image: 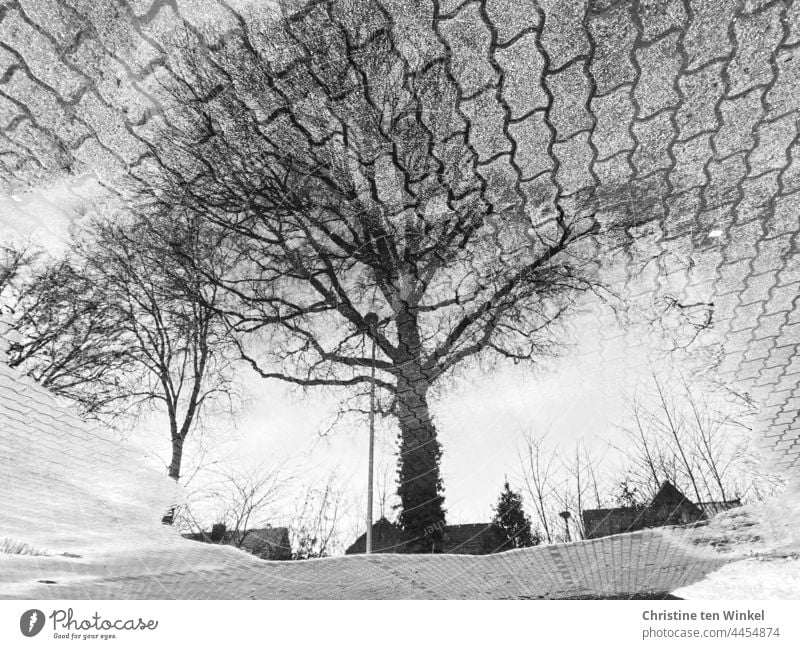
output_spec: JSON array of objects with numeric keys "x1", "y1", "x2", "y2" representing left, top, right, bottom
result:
[
  {"x1": 650, "y1": 481, "x2": 692, "y2": 507},
  {"x1": 184, "y1": 526, "x2": 292, "y2": 560},
  {"x1": 344, "y1": 518, "x2": 404, "y2": 554},
  {"x1": 443, "y1": 523, "x2": 505, "y2": 554},
  {"x1": 240, "y1": 527, "x2": 290, "y2": 555},
  {"x1": 581, "y1": 481, "x2": 728, "y2": 540}
]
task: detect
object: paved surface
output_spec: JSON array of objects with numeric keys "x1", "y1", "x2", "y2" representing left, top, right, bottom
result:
[
  {"x1": 0, "y1": 344, "x2": 732, "y2": 600},
  {"x1": 1, "y1": 0, "x2": 798, "y2": 472},
  {"x1": 2, "y1": 530, "x2": 730, "y2": 599},
  {"x1": 1, "y1": 0, "x2": 800, "y2": 597}
]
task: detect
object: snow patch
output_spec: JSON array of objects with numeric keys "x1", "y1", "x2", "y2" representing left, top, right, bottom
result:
[
  {"x1": 674, "y1": 556, "x2": 800, "y2": 599},
  {"x1": 672, "y1": 480, "x2": 800, "y2": 598}
]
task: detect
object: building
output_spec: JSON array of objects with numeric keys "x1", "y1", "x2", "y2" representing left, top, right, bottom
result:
[
  {"x1": 183, "y1": 524, "x2": 292, "y2": 560},
  {"x1": 345, "y1": 518, "x2": 512, "y2": 555},
  {"x1": 582, "y1": 481, "x2": 741, "y2": 540}
]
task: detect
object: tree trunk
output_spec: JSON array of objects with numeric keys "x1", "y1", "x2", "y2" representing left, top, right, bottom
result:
[
  {"x1": 161, "y1": 434, "x2": 184, "y2": 525},
  {"x1": 395, "y1": 372, "x2": 445, "y2": 553},
  {"x1": 167, "y1": 433, "x2": 184, "y2": 482}
]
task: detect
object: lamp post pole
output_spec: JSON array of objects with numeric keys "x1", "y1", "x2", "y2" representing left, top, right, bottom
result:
[{"x1": 366, "y1": 337, "x2": 376, "y2": 554}]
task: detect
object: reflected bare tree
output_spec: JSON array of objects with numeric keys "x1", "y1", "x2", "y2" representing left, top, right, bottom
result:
[
  {"x1": 612, "y1": 374, "x2": 782, "y2": 505},
  {"x1": 125, "y1": 0, "x2": 626, "y2": 550},
  {"x1": 289, "y1": 473, "x2": 346, "y2": 559},
  {"x1": 5, "y1": 213, "x2": 238, "y2": 522},
  {"x1": 5, "y1": 252, "x2": 135, "y2": 414}
]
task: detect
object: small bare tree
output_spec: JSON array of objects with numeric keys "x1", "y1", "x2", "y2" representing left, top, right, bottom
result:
[
  {"x1": 0, "y1": 243, "x2": 36, "y2": 300},
  {"x1": 76, "y1": 214, "x2": 238, "y2": 489},
  {"x1": 518, "y1": 431, "x2": 559, "y2": 544},
  {"x1": 612, "y1": 373, "x2": 779, "y2": 506},
  {"x1": 6, "y1": 254, "x2": 138, "y2": 413},
  {"x1": 546, "y1": 439, "x2": 608, "y2": 542},
  {"x1": 178, "y1": 461, "x2": 286, "y2": 547},
  {"x1": 289, "y1": 474, "x2": 346, "y2": 559},
  {"x1": 7, "y1": 213, "x2": 238, "y2": 523}
]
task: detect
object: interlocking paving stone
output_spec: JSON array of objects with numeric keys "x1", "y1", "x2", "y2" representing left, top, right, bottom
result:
[
  {"x1": 676, "y1": 61, "x2": 726, "y2": 141},
  {"x1": 632, "y1": 111, "x2": 674, "y2": 176},
  {"x1": 727, "y1": 2, "x2": 784, "y2": 98},
  {"x1": 485, "y1": 0, "x2": 539, "y2": 46},
  {"x1": 634, "y1": 32, "x2": 682, "y2": 118},
  {"x1": 591, "y1": 85, "x2": 636, "y2": 160},
  {"x1": 539, "y1": 0, "x2": 590, "y2": 70},
  {"x1": 682, "y1": 0, "x2": 738, "y2": 72},
  {"x1": 545, "y1": 62, "x2": 593, "y2": 140},
  {"x1": 715, "y1": 89, "x2": 765, "y2": 158},
  {"x1": 588, "y1": 3, "x2": 638, "y2": 95},
  {"x1": 638, "y1": 0, "x2": 687, "y2": 42}
]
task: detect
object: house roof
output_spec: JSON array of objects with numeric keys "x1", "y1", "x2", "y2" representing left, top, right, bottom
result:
[
  {"x1": 183, "y1": 526, "x2": 291, "y2": 559},
  {"x1": 582, "y1": 506, "x2": 643, "y2": 523},
  {"x1": 344, "y1": 518, "x2": 404, "y2": 554},
  {"x1": 581, "y1": 482, "x2": 740, "y2": 540},
  {"x1": 239, "y1": 527, "x2": 291, "y2": 557},
  {"x1": 443, "y1": 523, "x2": 505, "y2": 554},
  {"x1": 651, "y1": 481, "x2": 694, "y2": 508},
  {"x1": 345, "y1": 520, "x2": 506, "y2": 555}
]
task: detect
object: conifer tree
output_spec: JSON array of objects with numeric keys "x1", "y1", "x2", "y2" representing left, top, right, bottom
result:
[{"x1": 491, "y1": 481, "x2": 539, "y2": 550}]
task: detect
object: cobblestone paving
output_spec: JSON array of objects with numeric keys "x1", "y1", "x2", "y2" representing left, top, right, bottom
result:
[
  {"x1": 0, "y1": 354, "x2": 727, "y2": 599},
  {"x1": 1, "y1": 0, "x2": 799, "y2": 597},
  {"x1": 3, "y1": 530, "x2": 730, "y2": 599}
]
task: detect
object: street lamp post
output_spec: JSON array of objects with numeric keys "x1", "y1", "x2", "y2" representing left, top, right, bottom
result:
[
  {"x1": 559, "y1": 510, "x2": 571, "y2": 543},
  {"x1": 366, "y1": 337, "x2": 376, "y2": 554},
  {"x1": 364, "y1": 312, "x2": 379, "y2": 554}
]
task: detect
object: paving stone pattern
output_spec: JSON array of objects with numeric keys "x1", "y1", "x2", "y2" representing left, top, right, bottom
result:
[
  {"x1": 1, "y1": 353, "x2": 729, "y2": 598},
  {"x1": 1, "y1": 0, "x2": 799, "y2": 597}
]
